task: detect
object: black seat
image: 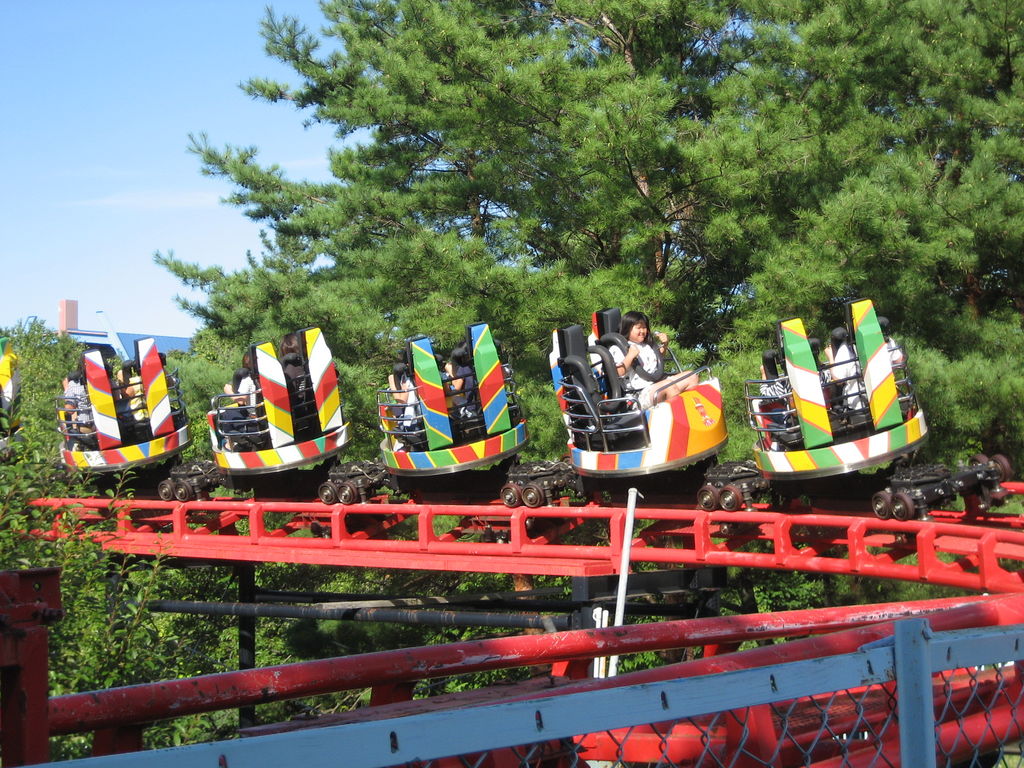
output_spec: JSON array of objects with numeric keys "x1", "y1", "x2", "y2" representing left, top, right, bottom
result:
[{"x1": 557, "y1": 325, "x2": 646, "y2": 451}]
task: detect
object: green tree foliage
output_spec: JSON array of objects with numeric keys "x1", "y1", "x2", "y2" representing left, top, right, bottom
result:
[
  {"x1": 11, "y1": 0, "x2": 1018, "y2": 749},
  {"x1": 709, "y1": 0, "x2": 1024, "y2": 460},
  {"x1": 1, "y1": 319, "x2": 84, "y2": 451},
  {"x1": 159, "y1": 0, "x2": 1023, "y2": 468},
  {"x1": 158, "y1": 0, "x2": 757, "y2": 456}
]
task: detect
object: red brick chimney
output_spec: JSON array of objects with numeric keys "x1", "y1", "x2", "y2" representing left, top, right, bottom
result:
[{"x1": 58, "y1": 299, "x2": 79, "y2": 333}]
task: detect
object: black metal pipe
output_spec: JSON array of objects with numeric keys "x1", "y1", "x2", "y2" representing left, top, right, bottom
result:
[
  {"x1": 148, "y1": 600, "x2": 570, "y2": 632},
  {"x1": 253, "y1": 587, "x2": 565, "y2": 604},
  {"x1": 250, "y1": 591, "x2": 712, "y2": 617},
  {"x1": 235, "y1": 565, "x2": 256, "y2": 730}
]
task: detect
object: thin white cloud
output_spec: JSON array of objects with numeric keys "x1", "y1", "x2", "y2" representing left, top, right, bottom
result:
[{"x1": 67, "y1": 190, "x2": 221, "y2": 210}]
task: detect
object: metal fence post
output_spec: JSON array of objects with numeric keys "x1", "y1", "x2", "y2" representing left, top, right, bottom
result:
[
  {"x1": 894, "y1": 617, "x2": 936, "y2": 768},
  {"x1": 608, "y1": 488, "x2": 641, "y2": 677}
]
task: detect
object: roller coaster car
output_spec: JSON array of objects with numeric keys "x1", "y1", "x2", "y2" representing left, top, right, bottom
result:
[
  {"x1": 0, "y1": 337, "x2": 22, "y2": 455},
  {"x1": 376, "y1": 322, "x2": 527, "y2": 477},
  {"x1": 549, "y1": 308, "x2": 727, "y2": 478},
  {"x1": 207, "y1": 327, "x2": 350, "y2": 486},
  {"x1": 744, "y1": 298, "x2": 927, "y2": 481},
  {"x1": 57, "y1": 339, "x2": 190, "y2": 473}
]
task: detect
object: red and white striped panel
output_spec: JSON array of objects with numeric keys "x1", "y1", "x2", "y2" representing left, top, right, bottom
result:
[{"x1": 138, "y1": 338, "x2": 173, "y2": 437}]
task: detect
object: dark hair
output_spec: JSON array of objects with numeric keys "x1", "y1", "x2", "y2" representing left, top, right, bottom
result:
[
  {"x1": 829, "y1": 327, "x2": 848, "y2": 354},
  {"x1": 279, "y1": 332, "x2": 303, "y2": 359},
  {"x1": 450, "y1": 341, "x2": 472, "y2": 369},
  {"x1": 392, "y1": 349, "x2": 410, "y2": 382},
  {"x1": 619, "y1": 311, "x2": 653, "y2": 346},
  {"x1": 877, "y1": 316, "x2": 890, "y2": 335},
  {"x1": 66, "y1": 369, "x2": 85, "y2": 384}
]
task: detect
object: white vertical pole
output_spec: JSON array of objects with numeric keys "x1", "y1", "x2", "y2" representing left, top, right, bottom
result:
[
  {"x1": 608, "y1": 487, "x2": 641, "y2": 677},
  {"x1": 592, "y1": 606, "x2": 609, "y2": 678}
]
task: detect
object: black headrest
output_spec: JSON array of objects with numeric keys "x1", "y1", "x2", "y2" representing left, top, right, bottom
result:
[
  {"x1": 557, "y1": 325, "x2": 588, "y2": 361},
  {"x1": 404, "y1": 335, "x2": 428, "y2": 370},
  {"x1": 588, "y1": 344, "x2": 622, "y2": 400},
  {"x1": 593, "y1": 308, "x2": 621, "y2": 339}
]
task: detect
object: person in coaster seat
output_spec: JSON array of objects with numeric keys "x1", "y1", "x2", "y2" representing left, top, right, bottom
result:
[
  {"x1": 609, "y1": 311, "x2": 698, "y2": 409},
  {"x1": 445, "y1": 340, "x2": 479, "y2": 420},
  {"x1": 61, "y1": 369, "x2": 93, "y2": 435},
  {"x1": 115, "y1": 361, "x2": 150, "y2": 442},
  {"x1": 825, "y1": 326, "x2": 866, "y2": 413},
  {"x1": 384, "y1": 350, "x2": 427, "y2": 450},
  {"x1": 219, "y1": 351, "x2": 263, "y2": 450}
]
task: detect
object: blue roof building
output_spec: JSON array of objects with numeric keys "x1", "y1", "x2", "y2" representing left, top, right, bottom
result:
[{"x1": 58, "y1": 300, "x2": 191, "y2": 359}]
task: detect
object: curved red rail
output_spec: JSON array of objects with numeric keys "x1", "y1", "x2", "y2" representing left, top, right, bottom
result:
[{"x1": 30, "y1": 491, "x2": 1024, "y2": 592}]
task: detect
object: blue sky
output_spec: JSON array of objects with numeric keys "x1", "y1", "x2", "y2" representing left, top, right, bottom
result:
[{"x1": 2, "y1": 1, "x2": 338, "y2": 338}]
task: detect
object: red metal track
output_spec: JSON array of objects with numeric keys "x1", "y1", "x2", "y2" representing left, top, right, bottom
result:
[
  {"x1": 30, "y1": 485, "x2": 1024, "y2": 590},
  {"x1": 41, "y1": 593, "x2": 1024, "y2": 767},
  {"x1": 44, "y1": 593, "x2": 1024, "y2": 737}
]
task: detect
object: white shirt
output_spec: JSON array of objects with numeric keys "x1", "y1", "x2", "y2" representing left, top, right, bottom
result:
[
  {"x1": 236, "y1": 375, "x2": 257, "y2": 408},
  {"x1": 832, "y1": 343, "x2": 865, "y2": 409},
  {"x1": 610, "y1": 342, "x2": 661, "y2": 392}
]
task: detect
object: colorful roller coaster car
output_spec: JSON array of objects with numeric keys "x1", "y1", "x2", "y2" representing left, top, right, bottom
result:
[
  {"x1": 549, "y1": 308, "x2": 728, "y2": 478},
  {"x1": 376, "y1": 322, "x2": 527, "y2": 477},
  {"x1": 57, "y1": 339, "x2": 190, "y2": 474},
  {"x1": 206, "y1": 327, "x2": 350, "y2": 496},
  {"x1": 744, "y1": 298, "x2": 927, "y2": 481},
  {"x1": 0, "y1": 337, "x2": 22, "y2": 454}
]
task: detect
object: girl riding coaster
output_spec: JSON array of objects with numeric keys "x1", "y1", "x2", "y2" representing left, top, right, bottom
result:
[{"x1": 549, "y1": 307, "x2": 728, "y2": 480}]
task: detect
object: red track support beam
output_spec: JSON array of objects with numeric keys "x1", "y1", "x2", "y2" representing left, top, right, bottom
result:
[
  {"x1": 47, "y1": 594, "x2": 1024, "y2": 738},
  {"x1": 0, "y1": 568, "x2": 63, "y2": 766},
  {"x1": 30, "y1": 497, "x2": 1024, "y2": 590}
]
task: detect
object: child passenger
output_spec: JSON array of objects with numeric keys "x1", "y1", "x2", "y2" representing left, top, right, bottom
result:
[
  {"x1": 610, "y1": 311, "x2": 698, "y2": 408},
  {"x1": 62, "y1": 369, "x2": 93, "y2": 432},
  {"x1": 387, "y1": 354, "x2": 419, "y2": 432},
  {"x1": 444, "y1": 341, "x2": 478, "y2": 418}
]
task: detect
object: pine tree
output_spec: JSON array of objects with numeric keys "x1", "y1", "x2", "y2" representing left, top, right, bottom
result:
[{"x1": 161, "y1": 0, "x2": 1024, "y2": 465}]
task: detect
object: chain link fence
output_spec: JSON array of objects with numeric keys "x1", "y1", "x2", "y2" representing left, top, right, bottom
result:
[
  {"x1": 42, "y1": 615, "x2": 1024, "y2": 768},
  {"x1": 365, "y1": 620, "x2": 1024, "y2": 768}
]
